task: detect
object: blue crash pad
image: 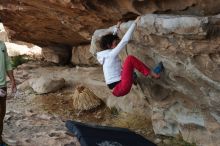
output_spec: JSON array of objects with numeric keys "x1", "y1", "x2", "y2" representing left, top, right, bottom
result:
[{"x1": 65, "y1": 120, "x2": 157, "y2": 146}]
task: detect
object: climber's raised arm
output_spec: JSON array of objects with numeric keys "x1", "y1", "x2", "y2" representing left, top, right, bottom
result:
[{"x1": 110, "y1": 16, "x2": 140, "y2": 57}]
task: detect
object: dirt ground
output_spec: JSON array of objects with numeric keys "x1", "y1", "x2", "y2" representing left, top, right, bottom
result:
[{"x1": 3, "y1": 61, "x2": 195, "y2": 146}]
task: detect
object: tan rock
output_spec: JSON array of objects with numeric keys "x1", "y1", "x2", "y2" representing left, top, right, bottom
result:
[
  {"x1": 42, "y1": 46, "x2": 71, "y2": 64},
  {"x1": 29, "y1": 76, "x2": 65, "y2": 94},
  {"x1": 5, "y1": 42, "x2": 42, "y2": 58},
  {"x1": 71, "y1": 45, "x2": 98, "y2": 66},
  {"x1": 1, "y1": 0, "x2": 220, "y2": 46}
]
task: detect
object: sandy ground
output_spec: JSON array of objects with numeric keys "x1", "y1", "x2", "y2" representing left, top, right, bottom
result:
[{"x1": 3, "y1": 61, "x2": 194, "y2": 146}]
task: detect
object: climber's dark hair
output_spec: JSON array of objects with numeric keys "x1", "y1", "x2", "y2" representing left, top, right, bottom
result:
[{"x1": 100, "y1": 33, "x2": 119, "y2": 50}]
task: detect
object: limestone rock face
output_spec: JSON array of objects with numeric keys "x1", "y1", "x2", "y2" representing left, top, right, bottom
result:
[
  {"x1": 42, "y1": 46, "x2": 71, "y2": 64},
  {"x1": 91, "y1": 14, "x2": 220, "y2": 146},
  {"x1": 71, "y1": 45, "x2": 98, "y2": 66},
  {"x1": 5, "y1": 42, "x2": 42, "y2": 58},
  {"x1": 1, "y1": 0, "x2": 220, "y2": 46}
]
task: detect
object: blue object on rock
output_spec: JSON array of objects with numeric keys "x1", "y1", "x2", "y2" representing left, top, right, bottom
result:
[
  {"x1": 0, "y1": 143, "x2": 7, "y2": 146},
  {"x1": 153, "y1": 62, "x2": 164, "y2": 74}
]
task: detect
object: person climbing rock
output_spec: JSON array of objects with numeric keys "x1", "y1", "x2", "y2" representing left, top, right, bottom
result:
[
  {"x1": 96, "y1": 16, "x2": 163, "y2": 97},
  {"x1": 0, "y1": 40, "x2": 17, "y2": 146}
]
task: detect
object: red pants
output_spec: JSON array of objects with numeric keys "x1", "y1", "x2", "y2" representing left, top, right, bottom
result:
[{"x1": 113, "y1": 55, "x2": 150, "y2": 97}]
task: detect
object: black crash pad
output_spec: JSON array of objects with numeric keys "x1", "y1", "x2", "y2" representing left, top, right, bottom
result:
[{"x1": 65, "y1": 120, "x2": 157, "y2": 146}]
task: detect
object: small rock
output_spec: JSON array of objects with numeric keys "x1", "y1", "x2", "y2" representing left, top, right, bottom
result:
[
  {"x1": 29, "y1": 76, "x2": 65, "y2": 94},
  {"x1": 163, "y1": 139, "x2": 171, "y2": 145},
  {"x1": 3, "y1": 136, "x2": 17, "y2": 145},
  {"x1": 4, "y1": 115, "x2": 12, "y2": 121},
  {"x1": 154, "y1": 138, "x2": 162, "y2": 144}
]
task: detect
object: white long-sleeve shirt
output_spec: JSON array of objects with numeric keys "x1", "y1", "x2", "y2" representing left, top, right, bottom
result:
[{"x1": 96, "y1": 22, "x2": 137, "y2": 84}]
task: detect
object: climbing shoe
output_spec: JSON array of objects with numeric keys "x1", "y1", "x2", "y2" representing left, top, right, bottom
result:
[
  {"x1": 133, "y1": 72, "x2": 138, "y2": 85},
  {"x1": 153, "y1": 62, "x2": 164, "y2": 74}
]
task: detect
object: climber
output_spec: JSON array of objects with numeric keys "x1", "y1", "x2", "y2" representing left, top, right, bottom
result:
[{"x1": 96, "y1": 16, "x2": 164, "y2": 97}]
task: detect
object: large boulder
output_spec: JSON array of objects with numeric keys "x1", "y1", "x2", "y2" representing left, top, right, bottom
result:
[
  {"x1": 1, "y1": 0, "x2": 220, "y2": 46},
  {"x1": 29, "y1": 75, "x2": 65, "y2": 94},
  {"x1": 91, "y1": 14, "x2": 220, "y2": 146}
]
